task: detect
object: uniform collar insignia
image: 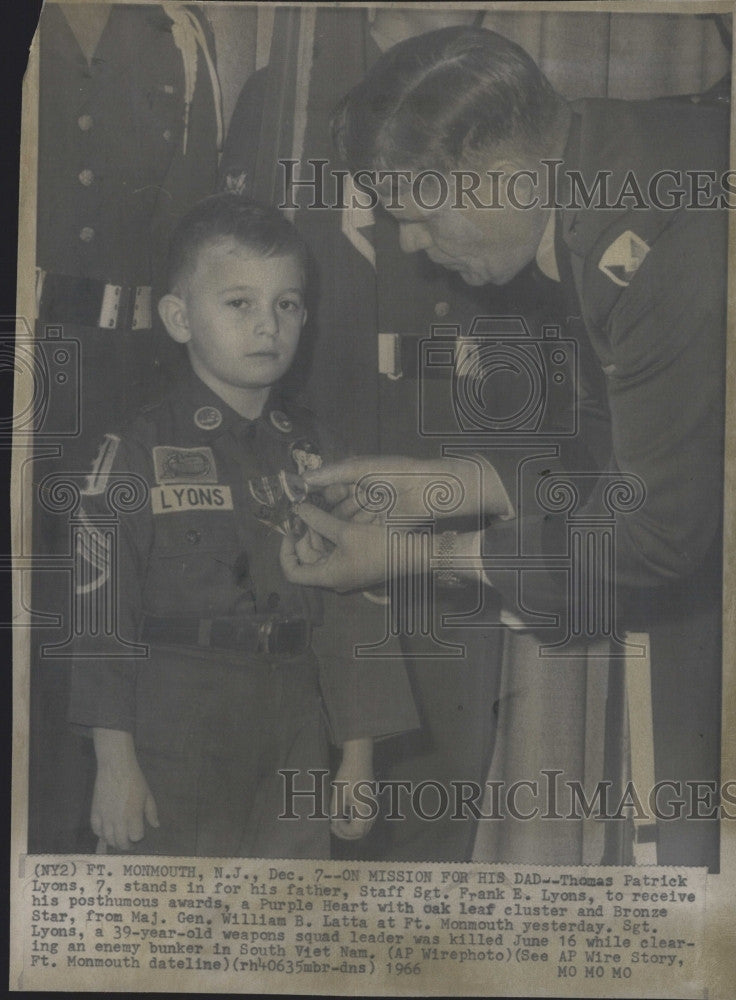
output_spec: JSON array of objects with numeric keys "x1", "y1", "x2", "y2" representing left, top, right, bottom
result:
[{"x1": 193, "y1": 405, "x2": 223, "y2": 430}]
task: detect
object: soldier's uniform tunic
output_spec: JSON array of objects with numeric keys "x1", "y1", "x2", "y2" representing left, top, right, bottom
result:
[
  {"x1": 69, "y1": 371, "x2": 418, "y2": 857},
  {"x1": 484, "y1": 98, "x2": 728, "y2": 869}
]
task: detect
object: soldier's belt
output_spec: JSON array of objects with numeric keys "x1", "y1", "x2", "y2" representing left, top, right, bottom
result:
[
  {"x1": 37, "y1": 272, "x2": 153, "y2": 331},
  {"x1": 141, "y1": 615, "x2": 312, "y2": 658}
]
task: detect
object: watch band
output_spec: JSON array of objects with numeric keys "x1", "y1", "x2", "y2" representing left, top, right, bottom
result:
[{"x1": 435, "y1": 530, "x2": 464, "y2": 588}]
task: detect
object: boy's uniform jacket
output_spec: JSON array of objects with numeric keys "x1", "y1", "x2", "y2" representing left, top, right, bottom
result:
[{"x1": 69, "y1": 371, "x2": 418, "y2": 856}]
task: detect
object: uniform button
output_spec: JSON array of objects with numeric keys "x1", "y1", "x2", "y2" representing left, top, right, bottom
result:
[
  {"x1": 162, "y1": 129, "x2": 173, "y2": 142},
  {"x1": 79, "y1": 226, "x2": 95, "y2": 242},
  {"x1": 434, "y1": 301, "x2": 450, "y2": 317},
  {"x1": 266, "y1": 592, "x2": 281, "y2": 611},
  {"x1": 185, "y1": 529, "x2": 201, "y2": 545},
  {"x1": 77, "y1": 114, "x2": 93, "y2": 131},
  {"x1": 78, "y1": 169, "x2": 95, "y2": 186}
]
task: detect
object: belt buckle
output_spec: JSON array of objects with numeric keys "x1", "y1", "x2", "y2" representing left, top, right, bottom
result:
[
  {"x1": 258, "y1": 619, "x2": 274, "y2": 654},
  {"x1": 259, "y1": 618, "x2": 309, "y2": 656}
]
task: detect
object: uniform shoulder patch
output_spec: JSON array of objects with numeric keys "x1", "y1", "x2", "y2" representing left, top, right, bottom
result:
[
  {"x1": 152, "y1": 446, "x2": 218, "y2": 484},
  {"x1": 82, "y1": 434, "x2": 121, "y2": 496},
  {"x1": 598, "y1": 230, "x2": 650, "y2": 287},
  {"x1": 75, "y1": 508, "x2": 111, "y2": 593}
]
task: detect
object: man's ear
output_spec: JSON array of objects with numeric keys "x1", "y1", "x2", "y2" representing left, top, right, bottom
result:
[
  {"x1": 301, "y1": 308, "x2": 308, "y2": 328},
  {"x1": 492, "y1": 158, "x2": 537, "y2": 209},
  {"x1": 158, "y1": 293, "x2": 191, "y2": 344}
]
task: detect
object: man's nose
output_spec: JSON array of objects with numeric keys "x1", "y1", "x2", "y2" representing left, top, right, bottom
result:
[{"x1": 398, "y1": 223, "x2": 432, "y2": 254}]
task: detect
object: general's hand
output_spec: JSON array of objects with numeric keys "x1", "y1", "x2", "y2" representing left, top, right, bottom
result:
[
  {"x1": 91, "y1": 729, "x2": 160, "y2": 851},
  {"x1": 294, "y1": 524, "x2": 326, "y2": 565},
  {"x1": 280, "y1": 503, "x2": 387, "y2": 591},
  {"x1": 305, "y1": 454, "x2": 510, "y2": 522}
]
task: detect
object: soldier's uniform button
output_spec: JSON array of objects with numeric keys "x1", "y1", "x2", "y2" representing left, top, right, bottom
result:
[
  {"x1": 163, "y1": 129, "x2": 173, "y2": 142},
  {"x1": 79, "y1": 226, "x2": 95, "y2": 242},
  {"x1": 266, "y1": 592, "x2": 281, "y2": 611},
  {"x1": 78, "y1": 169, "x2": 95, "y2": 187},
  {"x1": 434, "y1": 301, "x2": 450, "y2": 317},
  {"x1": 77, "y1": 114, "x2": 93, "y2": 131},
  {"x1": 185, "y1": 529, "x2": 201, "y2": 545}
]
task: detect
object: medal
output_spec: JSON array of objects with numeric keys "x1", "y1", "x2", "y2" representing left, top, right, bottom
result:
[
  {"x1": 246, "y1": 470, "x2": 308, "y2": 536},
  {"x1": 290, "y1": 438, "x2": 323, "y2": 476}
]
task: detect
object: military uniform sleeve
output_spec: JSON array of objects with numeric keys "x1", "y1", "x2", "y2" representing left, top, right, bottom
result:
[
  {"x1": 68, "y1": 435, "x2": 154, "y2": 733},
  {"x1": 149, "y1": 6, "x2": 220, "y2": 287},
  {"x1": 482, "y1": 205, "x2": 726, "y2": 618},
  {"x1": 219, "y1": 67, "x2": 269, "y2": 193}
]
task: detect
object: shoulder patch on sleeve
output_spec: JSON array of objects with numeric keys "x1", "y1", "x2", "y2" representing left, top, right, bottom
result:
[
  {"x1": 598, "y1": 230, "x2": 650, "y2": 287},
  {"x1": 82, "y1": 435, "x2": 121, "y2": 496},
  {"x1": 75, "y1": 508, "x2": 111, "y2": 594}
]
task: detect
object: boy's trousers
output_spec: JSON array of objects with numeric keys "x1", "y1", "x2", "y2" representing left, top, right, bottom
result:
[{"x1": 109, "y1": 648, "x2": 330, "y2": 858}]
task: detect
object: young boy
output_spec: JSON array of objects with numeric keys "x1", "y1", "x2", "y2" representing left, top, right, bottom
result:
[{"x1": 68, "y1": 194, "x2": 417, "y2": 857}]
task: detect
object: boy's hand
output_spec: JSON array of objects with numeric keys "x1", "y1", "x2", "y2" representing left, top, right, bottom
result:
[
  {"x1": 91, "y1": 728, "x2": 160, "y2": 851},
  {"x1": 331, "y1": 737, "x2": 376, "y2": 841}
]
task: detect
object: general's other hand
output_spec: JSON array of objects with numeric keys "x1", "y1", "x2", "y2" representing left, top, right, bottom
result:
[
  {"x1": 294, "y1": 523, "x2": 327, "y2": 565},
  {"x1": 280, "y1": 503, "x2": 387, "y2": 591}
]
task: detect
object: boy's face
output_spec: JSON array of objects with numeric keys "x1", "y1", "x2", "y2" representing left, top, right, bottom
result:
[{"x1": 175, "y1": 238, "x2": 306, "y2": 394}]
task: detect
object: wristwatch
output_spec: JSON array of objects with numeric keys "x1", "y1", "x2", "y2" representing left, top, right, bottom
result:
[{"x1": 435, "y1": 530, "x2": 464, "y2": 588}]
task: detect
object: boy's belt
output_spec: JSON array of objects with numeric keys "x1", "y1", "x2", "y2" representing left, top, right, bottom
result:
[
  {"x1": 37, "y1": 272, "x2": 153, "y2": 330},
  {"x1": 140, "y1": 615, "x2": 312, "y2": 657}
]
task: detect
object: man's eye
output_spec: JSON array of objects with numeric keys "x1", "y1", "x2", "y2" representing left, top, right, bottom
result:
[
  {"x1": 228, "y1": 298, "x2": 251, "y2": 309},
  {"x1": 278, "y1": 299, "x2": 301, "y2": 312}
]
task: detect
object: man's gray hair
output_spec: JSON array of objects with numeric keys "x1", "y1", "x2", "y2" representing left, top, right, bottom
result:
[{"x1": 332, "y1": 26, "x2": 564, "y2": 173}]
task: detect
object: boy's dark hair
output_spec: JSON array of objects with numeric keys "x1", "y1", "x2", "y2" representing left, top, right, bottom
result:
[
  {"x1": 166, "y1": 193, "x2": 310, "y2": 292},
  {"x1": 331, "y1": 26, "x2": 565, "y2": 173}
]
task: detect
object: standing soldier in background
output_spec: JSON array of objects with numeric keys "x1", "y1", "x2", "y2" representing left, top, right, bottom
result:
[{"x1": 30, "y1": 2, "x2": 221, "y2": 852}]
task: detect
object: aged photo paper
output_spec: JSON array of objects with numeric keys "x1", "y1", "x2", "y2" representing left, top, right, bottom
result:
[{"x1": 9, "y1": 1, "x2": 736, "y2": 995}]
